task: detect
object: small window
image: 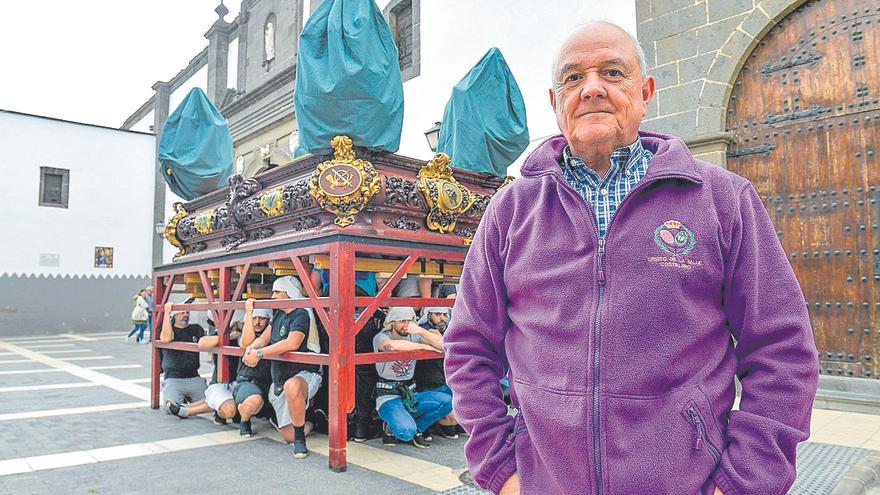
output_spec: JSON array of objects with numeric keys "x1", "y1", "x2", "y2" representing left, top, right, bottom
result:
[
  {"x1": 384, "y1": 0, "x2": 420, "y2": 81},
  {"x1": 39, "y1": 167, "x2": 69, "y2": 208}
]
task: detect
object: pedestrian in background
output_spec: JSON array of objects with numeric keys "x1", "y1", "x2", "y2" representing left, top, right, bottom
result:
[{"x1": 127, "y1": 289, "x2": 150, "y2": 343}]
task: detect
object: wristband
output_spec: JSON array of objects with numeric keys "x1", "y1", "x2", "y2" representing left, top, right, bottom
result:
[{"x1": 256, "y1": 349, "x2": 263, "y2": 358}]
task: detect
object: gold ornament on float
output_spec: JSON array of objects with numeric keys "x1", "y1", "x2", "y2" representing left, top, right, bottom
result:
[
  {"x1": 417, "y1": 153, "x2": 475, "y2": 234},
  {"x1": 258, "y1": 186, "x2": 285, "y2": 217},
  {"x1": 193, "y1": 209, "x2": 215, "y2": 235},
  {"x1": 308, "y1": 135, "x2": 380, "y2": 227},
  {"x1": 165, "y1": 202, "x2": 189, "y2": 260}
]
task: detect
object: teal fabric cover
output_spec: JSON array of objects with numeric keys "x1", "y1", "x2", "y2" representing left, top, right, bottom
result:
[
  {"x1": 158, "y1": 88, "x2": 233, "y2": 200},
  {"x1": 294, "y1": 0, "x2": 404, "y2": 156},
  {"x1": 437, "y1": 48, "x2": 529, "y2": 177}
]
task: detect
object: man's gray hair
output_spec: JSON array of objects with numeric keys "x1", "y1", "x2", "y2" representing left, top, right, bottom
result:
[{"x1": 552, "y1": 21, "x2": 648, "y2": 86}]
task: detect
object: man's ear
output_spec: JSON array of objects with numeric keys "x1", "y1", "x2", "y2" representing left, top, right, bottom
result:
[
  {"x1": 642, "y1": 75, "x2": 656, "y2": 105},
  {"x1": 549, "y1": 87, "x2": 558, "y2": 112}
]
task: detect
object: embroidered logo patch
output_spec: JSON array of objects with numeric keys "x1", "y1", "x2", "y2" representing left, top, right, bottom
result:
[{"x1": 654, "y1": 220, "x2": 696, "y2": 256}]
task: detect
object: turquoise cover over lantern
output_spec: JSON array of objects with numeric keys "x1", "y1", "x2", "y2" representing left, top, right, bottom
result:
[
  {"x1": 158, "y1": 88, "x2": 233, "y2": 200},
  {"x1": 294, "y1": 0, "x2": 404, "y2": 155},
  {"x1": 437, "y1": 48, "x2": 529, "y2": 177}
]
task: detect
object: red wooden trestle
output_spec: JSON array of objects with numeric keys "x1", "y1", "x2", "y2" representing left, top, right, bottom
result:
[{"x1": 150, "y1": 237, "x2": 463, "y2": 471}]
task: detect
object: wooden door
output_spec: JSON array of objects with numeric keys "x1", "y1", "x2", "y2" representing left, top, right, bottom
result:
[{"x1": 726, "y1": 0, "x2": 880, "y2": 379}]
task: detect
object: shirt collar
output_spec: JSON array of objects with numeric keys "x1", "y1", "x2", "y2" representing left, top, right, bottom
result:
[{"x1": 563, "y1": 139, "x2": 645, "y2": 177}]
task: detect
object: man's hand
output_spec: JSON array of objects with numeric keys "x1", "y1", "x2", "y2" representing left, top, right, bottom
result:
[
  {"x1": 164, "y1": 301, "x2": 174, "y2": 313},
  {"x1": 245, "y1": 298, "x2": 255, "y2": 313},
  {"x1": 499, "y1": 473, "x2": 520, "y2": 495},
  {"x1": 405, "y1": 321, "x2": 424, "y2": 335},
  {"x1": 242, "y1": 347, "x2": 260, "y2": 367},
  {"x1": 714, "y1": 488, "x2": 724, "y2": 495}
]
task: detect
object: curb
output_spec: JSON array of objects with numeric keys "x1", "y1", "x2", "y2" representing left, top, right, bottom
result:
[{"x1": 831, "y1": 452, "x2": 880, "y2": 495}]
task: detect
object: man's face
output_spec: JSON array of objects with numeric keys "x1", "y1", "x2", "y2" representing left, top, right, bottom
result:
[
  {"x1": 253, "y1": 316, "x2": 270, "y2": 333},
  {"x1": 271, "y1": 290, "x2": 287, "y2": 300},
  {"x1": 172, "y1": 311, "x2": 189, "y2": 328},
  {"x1": 392, "y1": 320, "x2": 410, "y2": 335},
  {"x1": 549, "y1": 23, "x2": 655, "y2": 154},
  {"x1": 429, "y1": 312, "x2": 448, "y2": 326}
]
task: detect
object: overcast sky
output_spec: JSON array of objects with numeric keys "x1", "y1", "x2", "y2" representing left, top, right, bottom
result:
[{"x1": 0, "y1": 0, "x2": 241, "y2": 129}]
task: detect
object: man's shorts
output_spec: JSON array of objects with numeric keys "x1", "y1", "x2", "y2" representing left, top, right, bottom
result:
[
  {"x1": 162, "y1": 376, "x2": 207, "y2": 407},
  {"x1": 205, "y1": 382, "x2": 235, "y2": 411},
  {"x1": 269, "y1": 370, "x2": 322, "y2": 429},
  {"x1": 234, "y1": 380, "x2": 268, "y2": 404}
]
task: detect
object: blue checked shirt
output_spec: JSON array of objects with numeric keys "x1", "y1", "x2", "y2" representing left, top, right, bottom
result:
[{"x1": 561, "y1": 139, "x2": 653, "y2": 238}]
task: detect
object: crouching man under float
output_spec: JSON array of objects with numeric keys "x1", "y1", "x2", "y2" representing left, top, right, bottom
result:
[
  {"x1": 374, "y1": 307, "x2": 450, "y2": 448},
  {"x1": 241, "y1": 276, "x2": 322, "y2": 459}
]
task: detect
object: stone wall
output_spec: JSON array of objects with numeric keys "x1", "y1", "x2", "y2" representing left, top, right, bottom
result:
[{"x1": 636, "y1": 0, "x2": 806, "y2": 167}]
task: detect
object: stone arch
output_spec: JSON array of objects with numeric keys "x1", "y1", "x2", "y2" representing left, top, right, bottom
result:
[{"x1": 700, "y1": 0, "x2": 812, "y2": 142}]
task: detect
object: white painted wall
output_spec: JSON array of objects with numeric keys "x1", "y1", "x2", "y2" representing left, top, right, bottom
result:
[{"x1": 0, "y1": 111, "x2": 156, "y2": 277}]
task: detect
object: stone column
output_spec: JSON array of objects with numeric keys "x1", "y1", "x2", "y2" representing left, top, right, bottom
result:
[
  {"x1": 235, "y1": 9, "x2": 249, "y2": 92},
  {"x1": 205, "y1": 3, "x2": 235, "y2": 107},
  {"x1": 151, "y1": 81, "x2": 171, "y2": 268}
]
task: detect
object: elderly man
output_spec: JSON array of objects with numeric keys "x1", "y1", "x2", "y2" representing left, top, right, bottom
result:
[
  {"x1": 444, "y1": 21, "x2": 819, "y2": 495},
  {"x1": 241, "y1": 276, "x2": 322, "y2": 459}
]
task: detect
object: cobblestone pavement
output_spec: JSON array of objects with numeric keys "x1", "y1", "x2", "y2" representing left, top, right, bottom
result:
[{"x1": 0, "y1": 331, "x2": 874, "y2": 494}]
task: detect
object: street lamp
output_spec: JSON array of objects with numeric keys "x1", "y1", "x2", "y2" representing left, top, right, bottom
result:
[
  {"x1": 424, "y1": 121, "x2": 441, "y2": 152},
  {"x1": 155, "y1": 221, "x2": 166, "y2": 238}
]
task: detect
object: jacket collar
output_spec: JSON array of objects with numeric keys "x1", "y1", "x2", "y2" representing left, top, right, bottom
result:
[{"x1": 520, "y1": 130, "x2": 703, "y2": 184}]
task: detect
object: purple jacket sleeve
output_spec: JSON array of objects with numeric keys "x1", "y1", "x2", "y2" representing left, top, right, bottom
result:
[
  {"x1": 444, "y1": 204, "x2": 517, "y2": 495},
  {"x1": 713, "y1": 183, "x2": 819, "y2": 495}
]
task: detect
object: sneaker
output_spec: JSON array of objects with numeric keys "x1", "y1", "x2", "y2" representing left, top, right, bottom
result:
[
  {"x1": 239, "y1": 420, "x2": 254, "y2": 437},
  {"x1": 455, "y1": 424, "x2": 468, "y2": 436},
  {"x1": 165, "y1": 400, "x2": 182, "y2": 418},
  {"x1": 438, "y1": 424, "x2": 459, "y2": 439},
  {"x1": 292, "y1": 438, "x2": 309, "y2": 459},
  {"x1": 382, "y1": 424, "x2": 398, "y2": 446},
  {"x1": 213, "y1": 412, "x2": 227, "y2": 426},
  {"x1": 422, "y1": 429, "x2": 434, "y2": 442},
  {"x1": 411, "y1": 432, "x2": 430, "y2": 449}
]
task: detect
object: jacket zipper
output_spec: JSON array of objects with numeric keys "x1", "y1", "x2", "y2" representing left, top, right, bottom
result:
[
  {"x1": 593, "y1": 237, "x2": 606, "y2": 495},
  {"x1": 687, "y1": 407, "x2": 722, "y2": 464},
  {"x1": 541, "y1": 169, "x2": 698, "y2": 495}
]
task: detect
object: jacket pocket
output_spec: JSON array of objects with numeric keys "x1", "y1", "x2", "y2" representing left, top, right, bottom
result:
[
  {"x1": 604, "y1": 386, "x2": 720, "y2": 494},
  {"x1": 513, "y1": 378, "x2": 593, "y2": 495}
]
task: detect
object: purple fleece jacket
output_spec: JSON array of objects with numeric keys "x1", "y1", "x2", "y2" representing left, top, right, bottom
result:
[{"x1": 444, "y1": 131, "x2": 819, "y2": 495}]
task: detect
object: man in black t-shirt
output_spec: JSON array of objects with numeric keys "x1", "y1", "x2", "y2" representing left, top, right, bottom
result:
[
  {"x1": 241, "y1": 276, "x2": 322, "y2": 459},
  {"x1": 160, "y1": 301, "x2": 207, "y2": 418},
  {"x1": 234, "y1": 303, "x2": 274, "y2": 437}
]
